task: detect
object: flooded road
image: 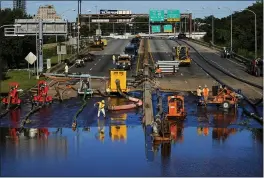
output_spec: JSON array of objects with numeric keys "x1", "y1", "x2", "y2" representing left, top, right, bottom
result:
[{"x1": 0, "y1": 91, "x2": 263, "y2": 176}]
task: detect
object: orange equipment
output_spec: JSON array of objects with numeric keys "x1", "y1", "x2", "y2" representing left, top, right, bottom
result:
[
  {"x1": 32, "y1": 81, "x2": 52, "y2": 106},
  {"x1": 166, "y1": 95, "x2": 187, "y2": 119},
  {"x1": 2, "y1": 82, "x2": 21, "y2": 108},
  {"x1": 170, "y1": 121, "x2": 184, "y2": 143},
  {"x1": 203, "y1": 86, "x2": 238, "y2": 109}
]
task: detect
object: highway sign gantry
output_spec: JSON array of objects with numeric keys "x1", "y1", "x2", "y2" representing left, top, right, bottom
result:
[
  {"x1": 149, "y1": 10, "x2": 165, "y2": 22},
  {"x1": 167, "y1": 10, "x2": 180, "y2": 22}
]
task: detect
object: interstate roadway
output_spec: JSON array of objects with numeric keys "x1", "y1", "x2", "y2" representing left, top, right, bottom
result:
[{"x1": 69, "y1": 39, "x2": 137, "y2": 77}]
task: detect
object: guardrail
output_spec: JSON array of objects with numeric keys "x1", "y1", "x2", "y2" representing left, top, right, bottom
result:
[
  {"x1": 187, "y1": 38, "x2": 251, "y2": 63},
  {"x1": 156, "y1": 60, "x2": 180, "y2": 73}
]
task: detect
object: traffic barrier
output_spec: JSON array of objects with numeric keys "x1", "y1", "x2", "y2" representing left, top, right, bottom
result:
[{"x1": 156, "y1": 60, "x2": 180, "y2": 73}]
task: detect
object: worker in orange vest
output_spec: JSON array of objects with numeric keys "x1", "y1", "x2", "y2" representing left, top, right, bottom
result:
[
  {"x1": 155, "y1": 67, "x2": 162, "y2": 78},
  {"x1": 203, "y1": 85, "x2": 209, "y2": 105}
]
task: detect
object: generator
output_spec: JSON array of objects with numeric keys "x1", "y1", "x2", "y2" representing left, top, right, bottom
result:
[
  {"x1": 107, "y1": 69, "x2": 128, "y2": 93},
  {"x1": 166, "y1": 95, "x2": 187, "y2": 119}
]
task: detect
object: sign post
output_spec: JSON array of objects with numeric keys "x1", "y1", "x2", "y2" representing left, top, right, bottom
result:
[{"x1": 25, "y1": 52, "x2": 37, "y2": 79}]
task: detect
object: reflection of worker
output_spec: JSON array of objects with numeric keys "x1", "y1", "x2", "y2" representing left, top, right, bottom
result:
[
  {"x1": 112, "y1": 55, "x2": 116, "y2": 64},
  {"x1": 203, "y1": 85, "x2": 209, "y2": 105},
  {"x1": 94, "y1": 100, "x2": 106, "y2": 118},
  {"x1": 65, "y1": 63, "x2": 69, "y2": 77},
  {"x1": 197, "y1": 86, "x2": 202, "y2": 104}
]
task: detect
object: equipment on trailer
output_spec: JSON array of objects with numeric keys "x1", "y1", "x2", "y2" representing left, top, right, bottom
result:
[
  {"x1": 166, "y1": 95, "x2": 187, "y2": 119},
  {"x1": 152, "y1": 118, "x2": 171, "y2": 143},
  {"x1": 116, "y1": 54, "x2": 132, "y2": 70},
  {"x1": 200, "y1": 85, "x2": 239, "y2": 109},
  {"x1": 90, "y1": 36, "x2": 104, "y2": 51},
  {"x1": 2, "y1": 82, "x2": 22, "y2": 108},
  {"x1": 220, "y1": 47, "x2": 233, "y2": 59},
  {"x1": 77, "y1": 77, "x2": 93, "y2": 96},
  {"x1": 32, "y1": 81, "x2": 52, "y2": 106},
  {"x1": 173, "y1": 46, "x2": 191, "y2": 66},
  {"x1": 75, "y1": 59, "x2": 85, "y2": 68},
  {"x1": 107, "y1": 69, "x2": 129, "y2": 93},
  {"x1": 246, "y1": 58, "x2": 263, "y2": 77}
]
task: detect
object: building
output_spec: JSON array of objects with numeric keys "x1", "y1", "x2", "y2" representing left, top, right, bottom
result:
[
  {"x1": 13, "y1": 0, "x2": 26, "y2": 13},
  {"x1": 35, "y1": 5, "x2": 61, "y2": 20}
]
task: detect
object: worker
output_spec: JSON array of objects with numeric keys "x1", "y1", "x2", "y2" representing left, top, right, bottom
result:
[
  {"x1": 197, "y1": 86, "x2": 203, "y2": 105},
  {"x1": 155, "y1": 67, "x2": 162, "y2": 78},
  {"x1": 203, "y1": 85, "x2": 209, "y2": 105},
  {"x1": 94, "y1": 100, "x2": 106, "y2": 118},
  {"x1": 65, "y1": 63, "x2": 69, "y2": 77},
  {"x1": 112, "y1": 55, "x2": 116, "y2": 64}
]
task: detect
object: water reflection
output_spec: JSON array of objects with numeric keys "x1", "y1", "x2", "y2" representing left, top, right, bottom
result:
[
  {"x1": 3, "y1": 128, "x2": 68, "y2": 160},
  {"x1": 169, "y1": 120, "x2": 184, "y2": 143},
  {"x1": 109, "y1": 114, "x2": 128, "y2": 142}
]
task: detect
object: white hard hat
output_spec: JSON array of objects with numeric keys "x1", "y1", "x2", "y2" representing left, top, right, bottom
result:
[
  {"x1": 205, "y1": 85, "x2": 207, "y2": 87},
  {"x1": 199, "y1": 86, "x2": 201, "y2": 88}
]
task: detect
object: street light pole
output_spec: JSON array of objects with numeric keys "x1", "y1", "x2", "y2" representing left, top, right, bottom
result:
[
  {"x1": 219, "y1": 7, "x2": 233, "y2": 51},
  {"x1": 242, "y1": 9, "x2": 257, "y2": 58}
]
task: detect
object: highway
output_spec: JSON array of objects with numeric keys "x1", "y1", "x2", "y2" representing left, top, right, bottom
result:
[
  {"x1": 176, "y1": 39, "x2": 263, "y2": 101},
  {"x1": 69, "y1": 39, "x2": 137, "y2": 77}
]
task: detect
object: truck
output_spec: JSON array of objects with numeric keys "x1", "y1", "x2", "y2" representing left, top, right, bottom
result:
[
  {"x1": 124, "y1": 44, "x2": 137, "y2": 60},
  {"x1": 116, "y1": 54, "x2": 132, "y2": 70}
]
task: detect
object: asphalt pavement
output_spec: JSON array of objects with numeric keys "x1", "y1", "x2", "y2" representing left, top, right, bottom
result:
[{"x1": 69, "y1": 39, "x2": 137, "y2": 77}]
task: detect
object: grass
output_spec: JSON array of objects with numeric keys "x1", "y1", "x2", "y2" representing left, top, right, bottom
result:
[{"x1": 1, "y1": 70, "x2": 45, "y2": 93}]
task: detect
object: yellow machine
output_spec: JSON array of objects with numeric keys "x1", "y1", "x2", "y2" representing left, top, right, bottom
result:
[
  {"x1": 101, "y1": 38, "x2": 108, "y2": 46},
  {"x1": 90, "y1": 36, "x2": 104, "y2": 51},
  {"x1": 173, "y1": 46, "x2": 191, "y2": 66},
  {"x1": 107, "y1": 69, "x2": 129, "y2": 93}
]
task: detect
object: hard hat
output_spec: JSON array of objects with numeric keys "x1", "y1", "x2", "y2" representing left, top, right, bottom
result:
[
  {"x1": 102, "y1": 100, "x2": 105, "y2": 103},
  {"x1": 199, "y1": 86, "x2": 201, "y2": 88},
  {"x1": 205, "y1": 85, "x2": 207, "y2": 88}
]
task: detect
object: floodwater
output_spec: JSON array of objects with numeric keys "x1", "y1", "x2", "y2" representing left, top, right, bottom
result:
[{"x1": 0, "y1": 91, "x2": 263, "y2": 177}]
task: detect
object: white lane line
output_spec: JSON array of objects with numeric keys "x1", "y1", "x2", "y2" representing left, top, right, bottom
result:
[{"x1": 244, "y1": 83, "x2": 263, "y2": 96}]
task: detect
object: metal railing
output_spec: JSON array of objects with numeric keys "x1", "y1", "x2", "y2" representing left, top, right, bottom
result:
[
  {"x1": 187, "y1": 38, "x2": 251, "y2": 63},
  {"x1": 156, "y1": 60, "x2": 180, "y2": 73}
]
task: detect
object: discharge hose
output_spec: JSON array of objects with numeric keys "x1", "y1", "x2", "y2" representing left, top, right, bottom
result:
[{"x1": 72, "y1": 89, "x2": 88, "y2": 128}]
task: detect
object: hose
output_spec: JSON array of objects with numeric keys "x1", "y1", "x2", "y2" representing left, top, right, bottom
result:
[
  {"x1": 72, "y1": 89, "x2": 88, "y2": 129},
  {"x1": 241, "y1": 106, "x2": 263, "y2": 124},
  {"x1": 108, "y1": 79, "x2": 143, "y2": 111}
]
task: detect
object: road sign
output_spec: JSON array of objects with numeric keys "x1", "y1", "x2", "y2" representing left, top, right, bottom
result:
[
  {"x1": 164, "y1": 24, "x2": 172, "y2": 32},
  {"x1": 167, "y1": 10, "x2": 180, "y2": 22},
  {"x1": 25, "y1": 52, "x2": 37, "y2": 65},
  {"x1": 46, "y1": 59, "x2": 51, "y2": 69},
  {"x1": 149, "y1": 10, "x2": 165, "y2": 22},
  {"x1": 152, "y1": 25, "x2": 161, "y2": 33},
  {"x1": 57, "y1": 45, "x2": 67, "y2": 55}
]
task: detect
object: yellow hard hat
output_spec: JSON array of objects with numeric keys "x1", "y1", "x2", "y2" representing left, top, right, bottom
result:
[{"x1": 102, "y1": 100, "x2": 105, "y2": 103}]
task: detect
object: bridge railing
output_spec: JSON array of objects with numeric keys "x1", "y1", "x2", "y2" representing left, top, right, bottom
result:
[{"x1": 186, "y1": 38, "x2": 251, "y2": 63}]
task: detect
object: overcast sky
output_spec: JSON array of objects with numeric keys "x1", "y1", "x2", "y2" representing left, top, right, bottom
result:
[{"x1": 1, "y1": 1, "x2": 255, "y2": 21}]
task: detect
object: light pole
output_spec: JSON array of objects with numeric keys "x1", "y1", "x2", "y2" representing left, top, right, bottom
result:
[
  {"x1": 202, "y1": 7, "x2": 214, "y2": 45},
  {"x1": 218, "y1": 7, "x2": 233, "y2": 51},
  {"x1": 86, "y1": 9, "x2": 92, "y2": 31},
  {"x1": 241, "y1": 8, "x2": 257, "y2": 58}
]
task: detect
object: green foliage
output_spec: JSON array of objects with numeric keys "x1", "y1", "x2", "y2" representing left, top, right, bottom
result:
[
  {"x1": 0, "y1": 8, "x2": 36, "y2": 70},
  {"x1": 202, "y1": 3, "x2": 263, "y2": 57}
]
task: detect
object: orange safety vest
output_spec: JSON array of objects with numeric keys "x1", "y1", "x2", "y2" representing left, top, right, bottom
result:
[
  {"x1": 156, "y1": 68, "x2": 162, "y2": 73},
  {"x1": 203, "y1": 88, "x2": 209, "y2": 96}
]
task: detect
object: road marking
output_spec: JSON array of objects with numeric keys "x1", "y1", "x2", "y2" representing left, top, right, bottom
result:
[
  {"x1": 212, "y1": 51, "x2": 246, "y2": 68},
  {"x1": 244, "y1": 83, "x2": 263, "y2": 96}
]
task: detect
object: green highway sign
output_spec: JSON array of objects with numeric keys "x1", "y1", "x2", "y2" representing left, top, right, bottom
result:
[
  {"x1": 167, "y1": 10, "x2": 180, "y2": 22},
  {"x1": 149, "y1": 10, "x2": 165, "y2": 22},
  {"x1": 164, "y1": 24, "x2": 172, "y2": 32},
  {"x1": 151, "y1": 25, "x2": 161, "y2": 33}
]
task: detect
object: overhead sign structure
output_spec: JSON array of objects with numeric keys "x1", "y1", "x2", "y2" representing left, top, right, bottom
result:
[
  {"x1": 149, "y1": 10, "x2": 165, "y2": 22},
  {"x1": 164, "y1": 24, "x2": 173, "y2": 32},
  {"x1": 152, "y1": 25, "x2": 161, "y2": 33},
  {"x1": 25, "y1": 52, "x2": 37, "y2": 65},
  {"x1": 167, "y1": 10, "x2": 180, "y2": 22}
]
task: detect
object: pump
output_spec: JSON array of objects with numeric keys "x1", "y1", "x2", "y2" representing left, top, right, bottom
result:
[{"x1": 32, "y1": 81, "x2": 52, "y2": 106}]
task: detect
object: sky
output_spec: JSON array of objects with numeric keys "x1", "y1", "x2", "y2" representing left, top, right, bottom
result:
[{"x1": 1, "y1": 1, "x2": 255, "y2": 21}]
